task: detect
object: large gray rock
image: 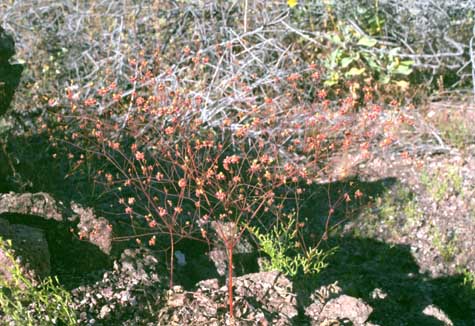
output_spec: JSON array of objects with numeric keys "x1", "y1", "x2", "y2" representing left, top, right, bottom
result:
[
  {"x1": 0, "y1": 218, "x2": 50, "y2": 286},
  {"x1": 317, "y1": 295, "x2": 373, "y2": 326},
  {"x1": 0, "y1": 192, "x2": 113, "y2": 254},
  {"x1": 0, "y1": 192, "x2": 63, "y2": 221},
  {"x1": 422, "y1": 305, "x2": 453, "y2": 326},
  {"x1": 71, "y1": 248, "x2": 165, "y2": 325},
  {"x1": 71, "y1": 202, "x2": 112, "y2": 254}
]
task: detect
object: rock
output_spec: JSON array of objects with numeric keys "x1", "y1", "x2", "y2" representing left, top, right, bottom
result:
[
  {"x1": 208, "y1": 221, "x2": 257, "y2": 277},
  {"x1": 317, "y1": 295, "x2": 373, "y2": 326},
  {"x1": 0, "y1": 193, "x2": 113, "y2": 254},
  {"x1": 305, "y1": 282, "x2": 343, "y2": 323},
  {"x1": 422, "y1": 304, "x2": 453, "y2": 326},
  {"x1": 305, "y1": 300, "x2": 326, "y2": 324},
  {"x1": 197, "y1": 278, "x2": 220, "y2": 291},
  {"x1": 159, "y1": 271, "x2": 297, "y2": 325},
  {"x1": 71, "y1": 202, "x2": 112, "y2": 254},
  {"x1": 0, "y1": 192, "x2": 63, "y2": 221},
  {"x1": 208, "y1": 247, "x2": 228, "y2": 276},
  {"x1": 0, "y1": 27, "x2": 14, "y2": 61},
  {"x1": 0, "y1": 26, "x2": 23, "y2": 116},
  {"x1": 71, "y1": 248, "x2": 165, "y2": 325},
  {"x1": 0, "y1": 218, "x2": 50, "y2": 286},
  {"x1": 234, "y1": 271, "x2": 298, "y2": 321},
  {"x1": 370, "y1": 288, "x2": 387, "y2": 300}
]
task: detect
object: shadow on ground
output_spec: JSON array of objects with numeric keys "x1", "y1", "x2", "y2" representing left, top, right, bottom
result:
[
  {"x1": 292, "y1": 236, "x2": 475, "y2": 325},
  {"x1": 291, "y1": 177, "x2": 475, "y2": 325}
]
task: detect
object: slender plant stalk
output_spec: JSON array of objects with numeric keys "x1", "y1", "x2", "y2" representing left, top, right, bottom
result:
[
  {"x1": 169, "y1": 229, "x2": 175, "y2": 288},
  {"x1": 227, "y1": 244, "x2": 234, "y2": 320}
]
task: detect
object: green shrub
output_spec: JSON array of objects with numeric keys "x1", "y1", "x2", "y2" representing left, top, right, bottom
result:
[{"x1": 247, "y1": 214, "x2": 336, "y2": 277}]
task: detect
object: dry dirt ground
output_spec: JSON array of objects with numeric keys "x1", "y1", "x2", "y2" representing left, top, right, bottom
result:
[{"x1": 322, "y1": 99, "x2": 475, "y2": 325}]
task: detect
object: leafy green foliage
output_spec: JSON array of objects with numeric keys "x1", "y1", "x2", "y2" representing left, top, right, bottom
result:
[
  {"x1": 461, "y1": 268, "x2": 475, "y2": 290},
  {"x1": 0, "y1": 238, "x2": 76, "y2": 326},
  {"x1": 248, "y1": 216, "x2": 336, "y2": 277},
  {"x1": 430, "y1": 226, "x2": 458, "y2": 263},
  {"x1": 323, "y1": 22, "x2": 414, "y2": 89}
]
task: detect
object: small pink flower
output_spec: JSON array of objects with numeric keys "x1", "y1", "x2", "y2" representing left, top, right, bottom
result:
[
  {"x1": 248, "y1": 161, "x2": 260, "y2": 173},
  {"x1": 158, "y1": 207, "x2": 167, "y2": 217},
  {"x1": 178, "y1": 178, "x2": 186, "y2": 188},
  {"x1": 135, "y1": 151, "x2": 145, "y2": 161},
  {"x1": 165, "y1": 126, "x2": 175, "y2": 135},
  {"x1": 112, "y1": 93, "x2": 122, "y2": 101},
  {"x1": 97, "y1": 88, "x2": 108, "y2": 96},
  {"x1": 156, "y1": 172, "x2": 164, "y2": 181},
  {"x1": 125, "y1": 206, "x2": 133, "y2": 214},
  {"x1": 84, "y1": 98, "x2": 97, "y2": 106},
  {"x1": 195, "y1": 188, "x2": 204, "y2": 197},
  {"x1": 108, "y1": 141, "x2": 120, "y2": 150},
  {"x1": 215, "y1": 190, "x2": 226, "y2": 202},
  {"x1": 344, "y1": 193, "x2": 351, "y2": 202},
  {"x1": 48, "y1": 98, "x2": 58, "y2": 107}
]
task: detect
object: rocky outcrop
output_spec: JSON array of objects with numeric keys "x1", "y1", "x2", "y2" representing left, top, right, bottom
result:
[
  {"x1": 159, "y1": 271, "x2": 298, "y2": 325},
  {"x1": 304, "y1": 282, "x2": 374, "y2": 325},
  {"x1": 71, "y1": 202, "x2": 112, "y2": 254},
  {"x1": 0, "y1": 192, "x2": 113, "y2": 254},
  {"x1": 0, "y1": 218, "x2": 50, "y2": 286},
  {"x1": 0, "y1": 192, "x2": 64, "y2": 221},
  {"x1": 0, "y1": 192, "x2": 113, "y2": 287},
  {"x1": 422, "y1": 304, "x2": 453, "y2": 326},
  {"x1": 317, "y1": 295, "x2": 373, "y2": 325},
  {"x1": 0, "y1": 26, "x2": 22, "y2": 116},
  {"x1": 71, "y1": 248, "x2": 165, "y2": 326}
]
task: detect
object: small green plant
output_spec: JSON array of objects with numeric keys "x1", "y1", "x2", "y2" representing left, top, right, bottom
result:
[
  {"x1": 358, "y1": 183, "x2": 422, "y2": 237},
  {"x1": 394, "y1": 184, "x2": 423, "y2": 228},
  {"x1": 420, "y1": 166, "x2": 463, "y2": 202},
  {"x1": 430, "y1": 109, "x2": 474, "y2": 149},
  {"x1": 461, "y1": 268, "x2": 475, "y2": 290},
  {"x1": 403, "y1": 198, "x2": 422, "y2": 228},
  {"x1": 431, "y1": 227, "x2": 458, "y2": 262},
  {"x1": 247, "y1": 214, "x2": 336, "y2": 277},
  {"x1": 440, "y1": 122, "x2": 471, "y2": 149},
  {"x1": 448, "y1": 166, "x2": 463, "y2": 195},
  {"x1": 0, "y1": 238, "x2": 77, "y2": 326}
]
